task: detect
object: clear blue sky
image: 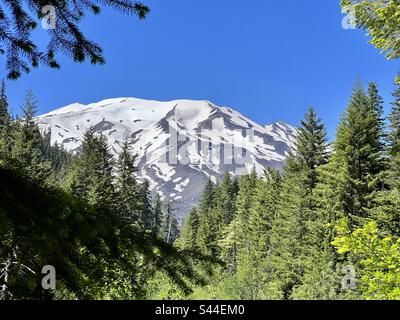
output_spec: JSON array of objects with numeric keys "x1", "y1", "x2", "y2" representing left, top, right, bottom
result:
[{"x1": 2, "y1": 0, "x2": 400, "y2": 138}]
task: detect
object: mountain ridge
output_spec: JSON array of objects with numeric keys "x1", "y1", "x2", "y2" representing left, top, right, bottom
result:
[{"x1": 36, "y1": 97, "x2": 297, "y2": 219}]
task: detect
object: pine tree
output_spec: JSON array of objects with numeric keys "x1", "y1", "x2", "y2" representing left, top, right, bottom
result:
[
  {"x1": 115, "y1": 138, "x2": 140, "y2": 225},
  {"x1": 388, "y1": 74, "x2": 400, "y2": 189},
  {"x1": 220, "y1": 170, "x2": 258, "y2": 275},
  {"x1": 295, "y1": 107, "x2": 329, "y2": 189},
  {"x1": 68, "y1": 127, "x2": 115, "y2": 209},
  {"x1": 152, "y1": 194, "x2": 164, "y2": 236},
  {"x1": 39, "y1": 129, "x2": 72, "y2": 174},
  {"x1": 162, "y1": 200, "x2": 180, "y2": 244},
  {"x1": 232, "y1": 170, "x2": 281, "y2": 299},
  {"x1": 313, "y1": 81, "x2": 388, "y2": 300},
  {"x1": 267, "y1": 107, "x2": 329, "y2": 299},
  {"x1": 326, "y1": 81, "x2": 386, "y2": 225},
  {"x1": 367, "y1": 83, "x2": 385, "y2": 142},
  {"x1": 214, "y1": 172, "x2": 237, "y2": 230},
  {"x1": 196, "y1": 178, "x2": 219, "y2": 257},
  {"x1": 177, "y1": 208, "x2": 200, "y2": 250},
  {"x1": 0, "y1": 80, "x2": 12, "y2": 164},
  {"x1": 0, "y1": 80, "x2": 9, "y2": 127},
  {"x1": 138, "y1": 180, "x2": 153, "y2": 231},
  {"x1": 371, "y1": 75, "x2": 400, "y2": 237},
  {"x1": 9, "y1": 89, "x2": 51, "y2": 182},
  {"x1": 21, "y1": 89, "x2": 40, "y2": 144}
]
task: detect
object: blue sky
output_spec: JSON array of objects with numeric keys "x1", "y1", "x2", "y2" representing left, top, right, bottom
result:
[{"x1": 2, "y1": 0, "x2": 400, "y2": 138}]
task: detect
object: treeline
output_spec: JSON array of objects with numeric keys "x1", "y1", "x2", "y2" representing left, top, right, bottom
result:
[
  {"x1": 0, "y1": 82, "x2": 209, "y2": 300},
  {"x1": 1, "y1": 77, "x2": 399, "y2": 300},
  {"x1": 165, "y1": 79, "x2": 400, "y2": 300}
]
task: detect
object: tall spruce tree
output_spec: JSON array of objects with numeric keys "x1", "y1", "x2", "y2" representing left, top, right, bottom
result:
[
  {"x1": 152, "y1": 194, "x2": 164, "y2": 237},
  {"x1": 161, "y1": 200, "x2": 180, "y2": 244},
  {"x1": 10, "y1": 89, "x2": 51, "y2": 182},
  {"x1": 0, "y1": 80, "x2": 9, "y2": 127},
  {"x1": 371, "y1": 75, "x2": 400, "y2": 237},
  {"x1": 68, "y1": 127, "x2": 115, "y2": 209},
  {"x1": 196, "y1": 178, "x2": 218, "y2": 257},
  {"x1": 177, "y1": 208, "x2": 200, "y2": 250},
  {"x1": 388, "y1": 74, "x2": 400, "y2": 189},
  {"x1": 233, "y1": 170, "x2": 281, "y2": 299},
  {"x1": 115, "y1": 138, "x2": 140, "y2": 225},
  {"x1": 267, "y1": 107, "x2": 329, "y2": 299},
  {"x1": 220, "y1": 171, "x2": 258, "y2": 275},
  {"x1": 214, "y1": 172, "x2": 237, "y2": 230},
  {"x1": 138, "y1": 180, "x2": 153, "y2": 231},
  {"x1": 0, "y1": 80, "x2": 11, "y2": 164},
  {"x1": 324, "y1": 81, "x2": 386, "y2": 225}
]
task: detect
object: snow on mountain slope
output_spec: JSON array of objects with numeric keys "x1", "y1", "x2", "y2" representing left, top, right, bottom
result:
[{"x1": 36, "y1": 98, "x2": 297, "y2": 219}]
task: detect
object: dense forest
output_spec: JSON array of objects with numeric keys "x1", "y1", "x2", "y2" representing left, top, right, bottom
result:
[
  {"x1": 1, "y1": 76, "x2": 399, "y2": 300},
  {"x1": 1, "y1": 0, "x2": 400, "y2": 301},
  {"x1": 152, "y1": 79, "x2": 400, "y2": 300},
  {"x1": 0, "y1": 83, "x2": 216, "y2": 299}
]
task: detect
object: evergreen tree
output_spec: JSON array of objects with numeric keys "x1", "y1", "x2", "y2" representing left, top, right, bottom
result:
[
  {"x1": 68, "y1": 127, "x2": 115, "y2": 209},
  {"x1": 9, "y1": 89, "x2": 51, "y2": 182},
  {"x1": 0, "y1": 80, "x2": 12, "y2": 164},
  {"x1": 176, "y1": 208, "x2": 199, "y2": 250},
  {"x1": 196, "y1": 178, "x2": 218, "y2": 257},
  {"x1": 220, "y1": 170, "x2": 258, "y2": 275},
  {"x1": 388, "y1": 74, "x2": 400, "y2": 189},
  {"x1": 233, "y1": 170, "x2": 281, "y2": 299},
  {"x1": 214, "y1": 172, "x2": 237, "y2": 229},
  {"x1": 138, "y1": 180, "x2": 153, "y2": 231},
  {"x1": 0, "y1": 80, "x2": 9, "y2": 127},
  {"x1": 326, "y1": 81, "x2": 386, "y2": 225},
  {"x1": 39, "y1": 129, "x2": 72, "y2": 174},
  {"x1": 115, "y1": 138, "x2": 140, "y2": 225},
  {"x1": 367, "y1": 82, "x2": 385, "y2": 145},
  {"x1": 152, "y1": 194, "x2": 164, "y2": 236},
  {"x1": 371, "y1": 75, "x2": 400, "y2": 237},
  {"x1": 161, "y1": 200, "x2": 180, "y2": 244},
  {"x1": 295, "y1": 107, "x2": 329, "y2": 188},
  {"x1": 267, "y1": 107, "x2": 329, "y2": 299}
]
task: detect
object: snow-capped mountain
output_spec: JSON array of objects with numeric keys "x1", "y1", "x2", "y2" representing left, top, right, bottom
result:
[{"x1": 36, "y1": 98, "x2": 297, "y2": 219}]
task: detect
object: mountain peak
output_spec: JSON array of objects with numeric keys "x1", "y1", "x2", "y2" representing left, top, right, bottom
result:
[{"x1": 37, "y1": 97, "x2": 296, "y2": 218}]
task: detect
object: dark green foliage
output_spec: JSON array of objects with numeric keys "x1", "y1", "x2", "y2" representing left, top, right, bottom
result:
[
  {"x1": 0, "y1": 80, "x2": 9, "y2": 126},
  {"x1": 151, "y1": 194, "x2": 164, "y2": 236},
  {"x1": 161, "y1": 201, "x2": 180, "y2": 244},
  {"x1": 266, "y1": 107, "x2": 330, "y2": 299},
  {"x1": 213, "y1": 172, "x2": 237, "y2": 229},
  {"x1": 138, "y1": 179, "x2": 153, "y2": 231},
  {"x1": 0, "y1": 80, "x2": 12, "y2": 162},
  {"x1": 177, "y1": 208, "x2": 200, "y2": 250},
  {"x1": 0, "y1": 83, "x2": 217, "y2": 299},
  {"x1": 295, "y1": 107, "x2": 329, "y2": 188},
  {"x1": 196, "y1": 178, "x2": 219, "y2": 257},
  {"x1": 327, "y1": 81, "x2": 386, "y2": 225},
  {"x1": 0, "y1": 167, "x2": 216, "y2": 299},
  {"x1": 7, "y1": 89, "x2": 51, "y2": 182},
  {"x1": 1, "y1": 78, "x2": 398, "y2": 300},
  {"x1": 115, "y1": 138, "x2": 140, "y2": 225},
  {"x1": 0, "y1": 0, "x2": 150, "y2": 79},
  {"x1": 39, "y1": 130, "x2": 72, "y2": 173},
  {"x1": 68, "y1": 127, "x2": 115, "y2": 209},
  {"x1": 388, "y1": 75, "x2": 400, "y2": 189}
]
